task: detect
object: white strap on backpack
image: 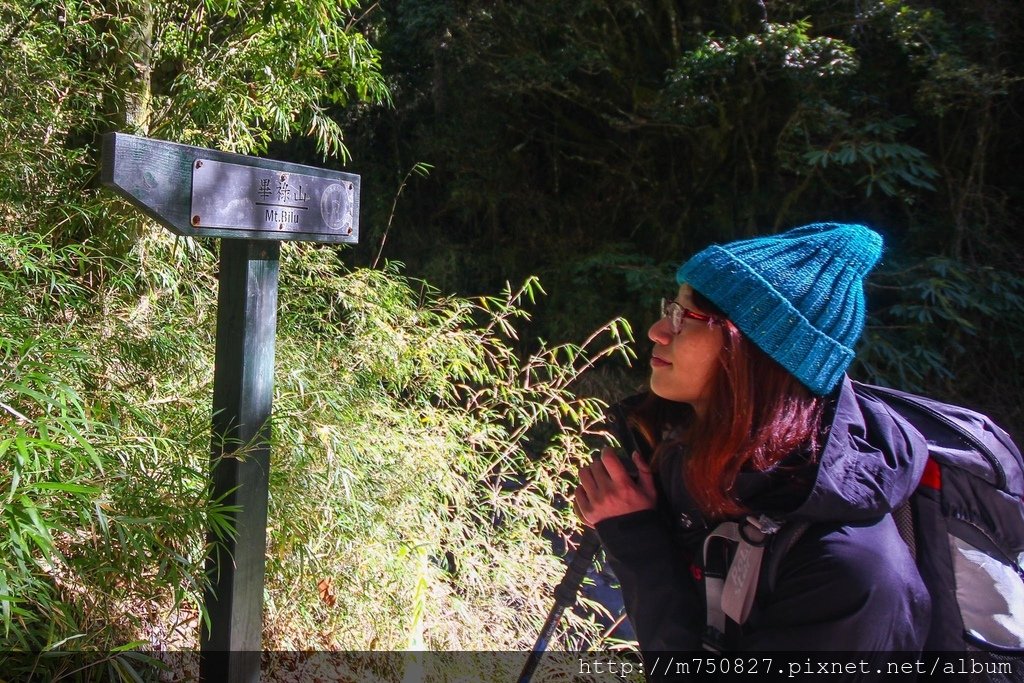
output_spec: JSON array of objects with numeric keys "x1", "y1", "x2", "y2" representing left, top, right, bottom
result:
[{"x1": 703, "y1": 515, "x2": 781, "y2": 638}]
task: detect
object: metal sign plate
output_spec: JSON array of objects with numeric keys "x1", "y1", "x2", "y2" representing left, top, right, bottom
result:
[
  {"x1": 100, "y1": 133, "x2": 360, "y2": 244},
  {"x1": 190, "y1": 160, "x2": 355, "y2": 237}
]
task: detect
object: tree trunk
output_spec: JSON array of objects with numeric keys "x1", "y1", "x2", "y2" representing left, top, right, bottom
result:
[{"x1": 101, "y1": 0, "x2": 155, "y2": 136}]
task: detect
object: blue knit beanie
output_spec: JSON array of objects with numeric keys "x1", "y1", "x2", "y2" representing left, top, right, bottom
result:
[{"x1": 676, "y1": 222, "x2": 883, "y2": 396}]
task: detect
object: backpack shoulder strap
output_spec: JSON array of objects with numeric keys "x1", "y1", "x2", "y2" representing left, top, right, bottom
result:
[
  {"x1": 703, "y1": 521, "x2": 742, "y2": 646},
  {"x1": 704, "y1": 515, "x2": 788, "y2": 643},
  {"x1": 762, "y1": 520, "x2": 811, "y2": 594}
]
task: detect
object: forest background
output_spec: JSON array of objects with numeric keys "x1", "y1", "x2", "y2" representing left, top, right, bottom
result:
[{"x1": 1, "y1": 0, "x2": 1022, "y2": 680}]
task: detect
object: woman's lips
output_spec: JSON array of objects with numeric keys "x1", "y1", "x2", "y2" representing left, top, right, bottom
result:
[{"x1": 650, "y1": 356, "x2": 671, "y2": 368}]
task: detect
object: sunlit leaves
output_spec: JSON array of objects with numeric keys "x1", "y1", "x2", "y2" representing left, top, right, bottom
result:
[
  {"x1": 0, "y1": 0, "x2": 389, "y2": 257},
  {"x1": 268, "y1": 244, "x2": 634, "y2": 651},
  {"x1": 0, "y1": 229, "x2": 221, "y2": 663},
  {"x1": 1, "y1": 220, "x2": 633, "y2": 665},
  {"x1": 662, "y1": 21, "x2": 858, "y2": 124},
  {"x1": 147, "y1": 0, "x2": 389, "y2": 158}
]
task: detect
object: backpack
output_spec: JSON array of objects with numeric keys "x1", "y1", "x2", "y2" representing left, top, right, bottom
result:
[{"x1": 703, "y1": 381, "x2": 1024, "y2": 654}]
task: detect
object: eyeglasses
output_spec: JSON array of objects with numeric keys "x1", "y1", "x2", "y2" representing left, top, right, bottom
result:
[{"x1": 660, "y1": 298, "x2": 717, "y2": 335}]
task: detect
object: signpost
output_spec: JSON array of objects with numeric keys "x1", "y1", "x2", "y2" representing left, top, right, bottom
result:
[{"x1": 101, "y1": 133, "x2": 360, "y2": 683}]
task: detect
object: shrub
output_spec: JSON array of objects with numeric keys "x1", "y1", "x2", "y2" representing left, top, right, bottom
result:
[{"x1": 0, "y1": 227, "x2": 633, "y2": 680}]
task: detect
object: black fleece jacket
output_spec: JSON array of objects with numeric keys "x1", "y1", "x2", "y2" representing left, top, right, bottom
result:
[{"x1": 594, "y1": 376, "x2": 932, "y2": 655}]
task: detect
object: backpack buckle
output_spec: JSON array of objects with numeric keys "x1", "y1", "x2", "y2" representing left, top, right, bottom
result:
[{"x1": 739, "y1": 514, "x2": 781, "y2": 546}]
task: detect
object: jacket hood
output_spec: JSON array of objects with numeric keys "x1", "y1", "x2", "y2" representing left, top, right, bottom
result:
[{"x1": 789, "y1": 376, "x2": 929, "y2": 522}]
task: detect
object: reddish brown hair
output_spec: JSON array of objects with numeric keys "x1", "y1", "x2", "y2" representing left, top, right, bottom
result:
[{"x1": 632, "y1": 291, "x2": 827, "y2": 519}]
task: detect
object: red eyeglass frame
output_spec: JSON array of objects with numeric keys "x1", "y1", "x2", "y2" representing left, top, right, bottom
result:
[{"x1": 660, "y1": 298, "x2": 718, "y2": 333}]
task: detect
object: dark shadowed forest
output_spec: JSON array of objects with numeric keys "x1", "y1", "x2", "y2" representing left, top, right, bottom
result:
[{"x1": 339, "y1": 0, "x2": 1023, "y2": 434}]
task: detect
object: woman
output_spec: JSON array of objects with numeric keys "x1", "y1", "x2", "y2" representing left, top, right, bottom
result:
[{"x1": 574, "y1": 223, "x2": 931, "y2": 656}]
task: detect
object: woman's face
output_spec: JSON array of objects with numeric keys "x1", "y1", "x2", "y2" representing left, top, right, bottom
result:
[{"x1": 648, "y1": 284, "x2": 725, "y2": 418}]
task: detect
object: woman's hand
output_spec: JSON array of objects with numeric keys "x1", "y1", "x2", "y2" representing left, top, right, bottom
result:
[{"x1": 574, "y1": 447, "x2": 657, "y2": 527}]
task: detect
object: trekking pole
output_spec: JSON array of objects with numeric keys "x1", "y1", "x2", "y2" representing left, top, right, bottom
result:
[
  {"x1": 517, "y1": 527, "x2": 602, "y2": 683},
  {"x1": 520, "y1": 406, "x2": 641, "y2": 683}
]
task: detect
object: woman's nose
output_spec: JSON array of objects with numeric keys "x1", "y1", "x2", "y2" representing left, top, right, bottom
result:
[{"x1": 649, "y1": 316, "x2": 672, "y2": 344}]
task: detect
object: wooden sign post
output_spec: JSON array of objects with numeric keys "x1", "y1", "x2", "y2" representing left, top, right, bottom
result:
[{"x1": 101, "y1": 133, "x2": 360, "y2": 683}]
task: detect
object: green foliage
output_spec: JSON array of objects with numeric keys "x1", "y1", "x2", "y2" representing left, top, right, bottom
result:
[
  {"x1": 878, "y1": 0, "x2": 1018, "y2": 117},
  {"x1": 857, "y1": 256, "x2": 1024, "y2": 430},
  {"x1": 150, "y1": 0, "x2": 390, "y2": 157},
  {"x1": 0, "y1": 230, "x2": 224, "y2": 678},
  {"x1": 0, "y1": 0, "x2": 389, "y2": 255},
  {"x1": 267, "y1": 246, "x2": 633, "y2": 651},
  {"x1": 661, "y1": 20, "x2": 859, "y2": 124},
  {"x1": 796, "y1": 113, "x2": 939, "y2": 201},
  {"x1": 0, "y1": 224, "x2": 633, "y2": 677}
]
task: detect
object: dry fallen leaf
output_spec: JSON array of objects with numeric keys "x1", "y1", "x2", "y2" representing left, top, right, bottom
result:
[{"x1": 317, "y1": 577, "x2": 336, "y2": 607}]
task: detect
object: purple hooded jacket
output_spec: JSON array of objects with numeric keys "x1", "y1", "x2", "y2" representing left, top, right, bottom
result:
[{"x1": 595, "y1": 376, "x2": 932, "y2": 658}]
